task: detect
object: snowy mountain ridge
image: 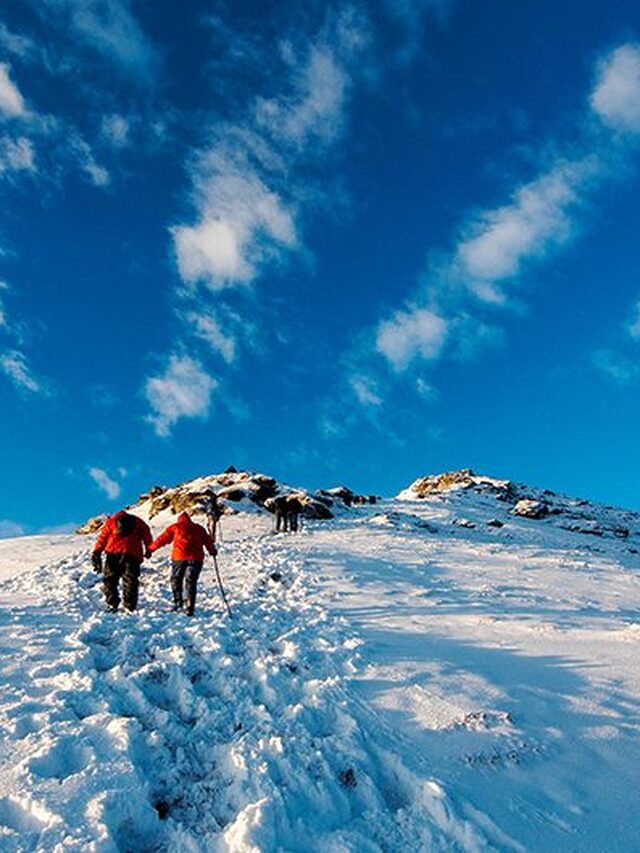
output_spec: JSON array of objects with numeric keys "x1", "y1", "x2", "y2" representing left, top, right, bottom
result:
[{"x1": 1, "y1": 468, "x2": 639, "y2": 851}]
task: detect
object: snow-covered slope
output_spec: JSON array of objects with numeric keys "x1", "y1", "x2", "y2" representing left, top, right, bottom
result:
[{"x1": 1, "y1": 473, "x2": 639, "y2": 851}]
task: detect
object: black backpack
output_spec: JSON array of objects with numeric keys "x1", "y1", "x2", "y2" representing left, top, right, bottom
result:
[{"x1": 115, "y1": 513, "x2": 136, "y2": 537}]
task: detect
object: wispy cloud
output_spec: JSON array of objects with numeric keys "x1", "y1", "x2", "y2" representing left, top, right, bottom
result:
[
  {"x1": 0, "y1": 349, "x2": 44, "y2": 394},
  {"x1": 382, "y1": 0, "x2": 455, "y2": 63},
  {"x1": 88, "y1": 466, "x2": 121, "y2": 500},
  {"x1": 145, "y1": 354, "x2": 218, "y2": 437},
  {"x1": 0, "y1": 23, "x2": 37, "y2": 62},
  {"x1": 186, "y1": 310, "x2": 238, "y2": 364},
  {"x1": 593, "y1": 349, "x2": 640, "y2": 385},
  {"x1": 32, "y1": 0, "x2": 156, "y2": 76},
  {"x1": 100, "y1": 113, "x2": 131, "y2": 149},
  {"x1": 376, "y1": 307, "x2": 449, "y2": 371},
  {"x1": 0, "y1": 135, "x2": 36, "y2": 176}
]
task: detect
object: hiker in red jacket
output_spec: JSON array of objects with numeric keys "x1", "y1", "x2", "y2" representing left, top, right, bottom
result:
[
  {"x1": 92, "y1": 511, "x2": 153, "y2": 612},
  {"x1": 149, "y1": 512, "x2": 217, "y2": 616}
]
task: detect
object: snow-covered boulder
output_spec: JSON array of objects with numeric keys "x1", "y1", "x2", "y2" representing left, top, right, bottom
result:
[{"x1": 512, "y1": 499, "x2": 549, "y2": 519}]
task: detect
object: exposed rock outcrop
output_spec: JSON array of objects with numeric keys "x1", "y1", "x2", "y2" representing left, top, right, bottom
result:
[
  {"x1": 401, "y1": 469, "x2": 520, "y2": 503},
  {"x1": 76, "y1": 514, "x2": 108, "y2": 534}
]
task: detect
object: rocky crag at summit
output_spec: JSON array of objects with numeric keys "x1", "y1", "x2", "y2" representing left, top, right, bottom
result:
[
  {"x1": 77, "y1": 469, "x2": 372, "y2": 533},
  {"x1": 399, "y1": 468, "x2": 639, "y2": 541}
]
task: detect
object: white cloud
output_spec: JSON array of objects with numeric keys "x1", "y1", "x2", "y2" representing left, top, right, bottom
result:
[
  {"x1": 349, "y1": 374, "x2": 382, "y2": 407},
  {"x1": 101, "y1": 113, "x2": 130, "y2": 148},
  {"x1": 255, "y1": 45, "x2": 348, "y2": 149},
  {"x1": 0, "y1": 349, "x2": 43, "y2": 393},
  {"x1": 593, "y1": 349, "x2": 640, "y2": 385},
  {"x1": 69, "y1": 134, "x2": 110, "y2": 186},
  {"x1": 187, "y1": 311, "x2": 237, "y2": 364},
  {"x1": 88, "y1": 466, "x2": 121, "y2": 500},
  {"x1": 173, "y1": 216, "x2": 254, "y2": 289},
  {"x1": 145, "y1": 354, "x2": 218, "y2": 437},
  {"x1": 376, "y1": 307, "x2": 448, "y2": 370},
  {"x1": 0, "y1": 24, "x2": 37, "y2": 61},
  {"x1": 0, "y1": 62, "x2": 26, "y2": 118},
  {"x1": 591, "y1": 43, "x2": 640, "y2": 133},
  {"x1": 453, "y1": 158, "x2": 599, "y2": 304},
  {"x1": 38, "y1": 0, "x2": 155, "y2": 75},
  {"x1": 0, "y1": 136, "x2": 36, "y2": 175},
  {"x1": 0, "y1": 519, "x2": 26, "y2": 538},
  {"x1": 173, "y1": 146, "x2": 298, "y2": 291}
]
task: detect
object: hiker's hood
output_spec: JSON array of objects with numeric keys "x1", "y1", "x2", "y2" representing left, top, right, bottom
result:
[{"x1": 176, "y1": 512, "x2": 194, "y2": 527}]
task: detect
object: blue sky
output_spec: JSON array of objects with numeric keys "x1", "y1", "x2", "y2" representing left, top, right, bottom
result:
[{"x1": 1, "y1": 0, "x2": 640, "y2": 533}]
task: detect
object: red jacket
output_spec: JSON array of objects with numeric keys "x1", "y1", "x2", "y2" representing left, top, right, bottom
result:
[
  {"x1": 94, "y1": 512, "x2": 153, "y2": 562},
  {"x1": 149, "y1": 512, "x2": 216, "y2": 562}
]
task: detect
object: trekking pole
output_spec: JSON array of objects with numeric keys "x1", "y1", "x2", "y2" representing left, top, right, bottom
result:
[{"x1": 212, "y1": 551, "x2": 232, "y2": 618}]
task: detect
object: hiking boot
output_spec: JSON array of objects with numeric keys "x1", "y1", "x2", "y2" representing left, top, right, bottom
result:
[
  {"x1": 171, "y1": 601, "x2": 183, "y2": 612},
  {"x1": 185, "y1": 601, "x2": 194, "y2": 616}
]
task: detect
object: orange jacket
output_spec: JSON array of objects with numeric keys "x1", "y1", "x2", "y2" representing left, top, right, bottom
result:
[
  {"x1": 93, "y1": 512, "x2": 152, "y2": 561},
  {"x1": 149, "y1": 512, "x2": 216, "y2": 562}
]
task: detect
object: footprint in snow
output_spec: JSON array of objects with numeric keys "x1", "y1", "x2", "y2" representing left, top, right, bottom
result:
[
  {"x1": 27, "y1": 736, "x2": 94, "y2": 781},
  {"x1": 0, "y1": 795, "x2": 49, "y2": 837}
]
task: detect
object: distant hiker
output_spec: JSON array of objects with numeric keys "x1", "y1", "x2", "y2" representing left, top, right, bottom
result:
[
  {"x1": 274, "y1": 495, "x2": 289, "y2": 533},
  {"x1": 204, "y1": 492, "x2": 223, "y2": 542},
  {"x1": 149, "y1": 512, "x2": 217, "y2": 616},
  {"x1": 92, "y1": 511, "x2": 153, "y2": 613},
  {"x1": 286, "y1": 495, "x2": 304, "y2": 533}
]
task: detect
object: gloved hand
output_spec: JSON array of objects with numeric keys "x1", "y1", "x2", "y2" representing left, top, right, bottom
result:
[
  {"x1": 212, "y1": 545, "x2": 218, "y2": 557},
  {"x1": 144, "y1": 549, "x2": 152, "y2": 560},
  {"x1": 91, "y1": 551, "x2": 103, "y2": 573}
]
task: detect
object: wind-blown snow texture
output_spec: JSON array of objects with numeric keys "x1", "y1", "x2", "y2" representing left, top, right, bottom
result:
[{"x1": 1, "y1": 476, "x2": 639, "y2": 851}]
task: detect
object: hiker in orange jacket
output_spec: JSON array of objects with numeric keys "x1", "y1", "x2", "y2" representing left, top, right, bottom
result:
[
  {"x1": 92, "y1": 511, "x2": 153, "y2": 612},
  {"x1": 149, "y1": 512, "x2": 217, "y2": 616}
]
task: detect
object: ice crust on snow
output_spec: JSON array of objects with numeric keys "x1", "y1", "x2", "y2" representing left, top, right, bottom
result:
[{"x1": 1, "y1": 469, "x2": 640, "y2": 850}]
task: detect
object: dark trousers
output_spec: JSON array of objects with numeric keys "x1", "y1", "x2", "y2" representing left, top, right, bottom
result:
[
  {"x1": 171, "y1": 560, "x2": 203, "y2": 612},
  {"x1": 288, "y1": 511, "x2": 300, "y2": 532},
  {"x1": 103, "y1": 553, "x2": 142, "y2": 611},
  {"x1": 275, "y1": 510, "x2": 288, "y2": 532}
]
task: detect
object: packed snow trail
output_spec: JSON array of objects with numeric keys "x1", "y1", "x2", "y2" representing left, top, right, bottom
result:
[{"x1": 0, "y1": 529, "x2": 482, "y2": 852}]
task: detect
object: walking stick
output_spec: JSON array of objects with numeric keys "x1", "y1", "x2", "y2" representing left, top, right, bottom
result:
[
  {"x1": 213, "y1": 551, "x2": 232, "y2": 618},
  {"x1": 206, "y1": 510, "x2": 232, "y2": 618}
]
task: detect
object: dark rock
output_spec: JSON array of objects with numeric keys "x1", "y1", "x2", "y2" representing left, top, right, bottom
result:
[
  {"x1": 487, "y1": 518, "x2": 504, "y2": 528},
  {"x1": 154, "y1": 800, "x2": 170, "y2": 820},
  {"x1": 339, "y1": 768, "x2": 357, "y2": 788},
  {"x1": 218, "y1": 488, "x2": 245, "y2": 502}
]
